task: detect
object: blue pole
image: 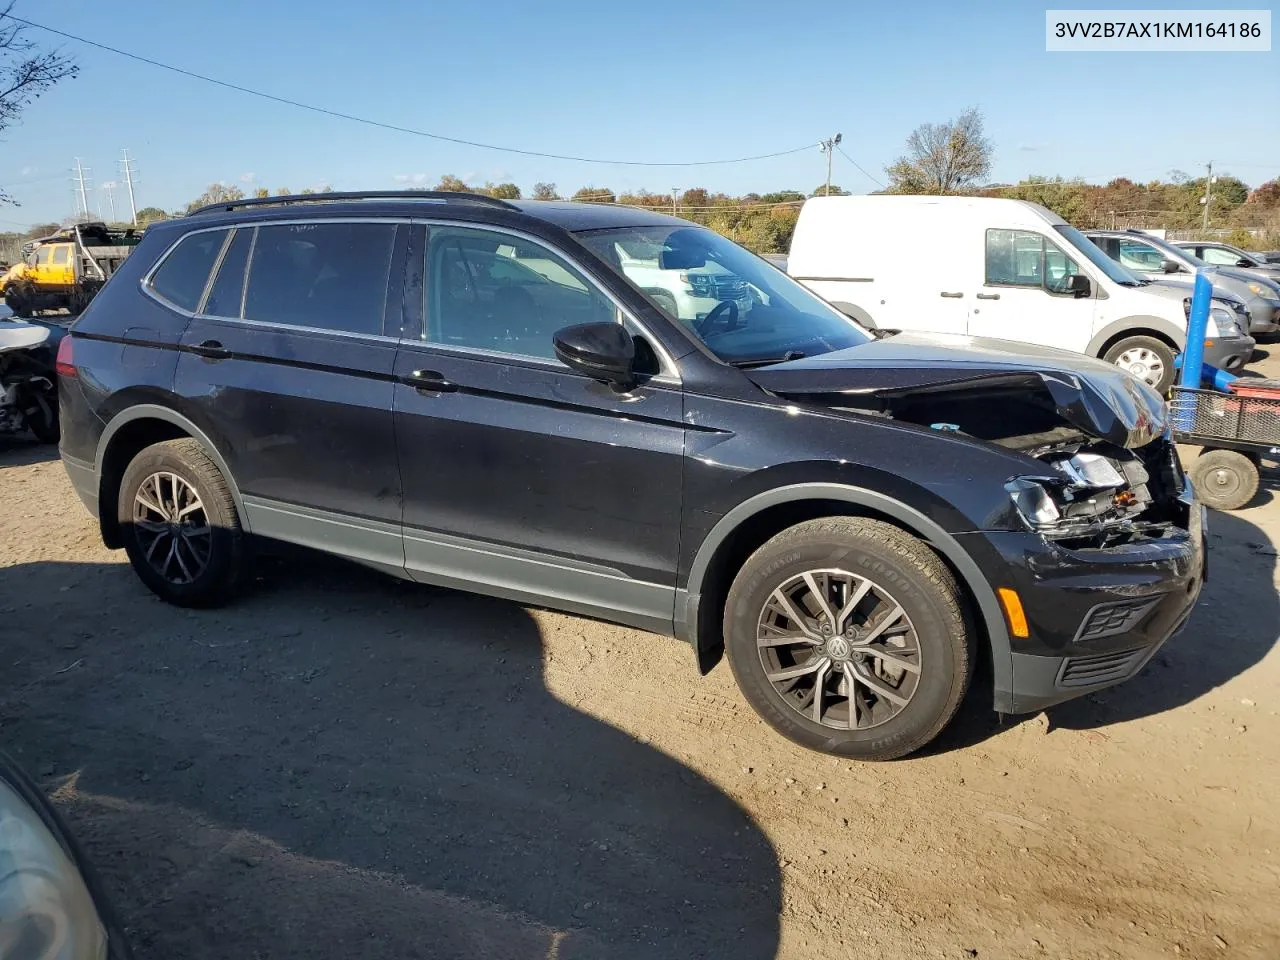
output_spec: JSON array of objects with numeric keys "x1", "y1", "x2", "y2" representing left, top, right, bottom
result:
[{"x1": 1180, "y1": 271, "x2": 1212, "y2": 389}]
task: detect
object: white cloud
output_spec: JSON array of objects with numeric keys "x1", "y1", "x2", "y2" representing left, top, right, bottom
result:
[
  {"x1": 240, "y1": 172, "x2": 257, "y2": 184},
  {"x1": 462, "y1": 171, "x2": 479, "y2": 184},
  {"x1": 393, "y1": 173, "x2": 429, "y2": 185},
  {"x1": 1017, "y1": 142, "x2": 1044, "y2": 153},
  {"x1": 19, "y1": 165, "x2": 35, "y2": 177}
]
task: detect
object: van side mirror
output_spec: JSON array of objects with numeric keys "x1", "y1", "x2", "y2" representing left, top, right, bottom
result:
[
  {"x1": 553, "y1": 322, "x2": 636, "y2": 388},
  {"x1": 1161, "y1": 259, "x2": 1181, "y2": 274},
  {"x1": 1067, "y1": 274, "x2": 1091, "y2": 298}
]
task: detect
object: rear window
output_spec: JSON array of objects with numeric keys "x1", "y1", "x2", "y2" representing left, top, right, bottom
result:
[
  {"x1": 242, "y1": 222, "x2": 395, "y2": 335},
  {"x1": 150, "y1": 230, "x2": 227, "y2": 312}
]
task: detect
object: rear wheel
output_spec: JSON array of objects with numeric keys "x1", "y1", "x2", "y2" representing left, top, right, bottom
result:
[
  {"x1": 1103, "y1": 335, "x2": 1175, "y2": 393},
  {"x1": 1190, "y1": 448, "x2": 1260, "y2": 511},
  {"x1": 117, "y1": 438, "x2": 244, "y2": 606},
  {"x1": 723, "y1": 517, "x2": 972, "y2": 760}
]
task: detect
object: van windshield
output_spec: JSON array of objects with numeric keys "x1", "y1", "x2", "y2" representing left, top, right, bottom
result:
[
  {"x1": 1053, "y1": 225, "x2": 1144, "y2": 286},
  {"x1": 576, "y1": 224, "x2": 871, "y2": 366}
]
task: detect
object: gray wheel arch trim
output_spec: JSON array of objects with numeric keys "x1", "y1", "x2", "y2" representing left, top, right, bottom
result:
[
  {"x1": 680, "y1": 482, "x2": 1012, "y2": 708},
  {"x1": 94, "y1": 404, "x2": 252, "y2": 534},
  {"x1": 1085, "y1": 315, "x2": 1185, "y2": 357}
]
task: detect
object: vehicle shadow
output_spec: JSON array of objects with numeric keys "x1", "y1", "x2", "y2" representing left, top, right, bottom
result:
[
  {"x1": 0, "y1": 435, "x2": 59, "y2": 466},
  {"x1": 0, "y1": 553, "x2": 782, "y2": 960},
  {"x1": 932, "y1": 503, "x2": 1278, "y2": 752}
]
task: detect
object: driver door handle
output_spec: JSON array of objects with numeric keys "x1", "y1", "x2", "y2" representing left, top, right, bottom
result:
[
  {"x1": 940, "y1": 291, "x2": 964, "y2": 298},
  {"x1": 975, "y1": 293, "x2": 1000, "y2": 300},
  {"x1": 190, "y1": 339, "x2": 229, "y2": 360},
  {"x1": 403, "y1": 369, "x2": 458, "y2": 394}
]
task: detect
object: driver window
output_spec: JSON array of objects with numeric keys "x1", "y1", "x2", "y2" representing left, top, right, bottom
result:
[
  {"x1": 35, "y1": 246, "x2": 52, "y2": 265},
  {"x1": 1118, "y1": 239, "x2": 1164, "y2": 272},
  {"x1": 425, "y1": 226, "x2": 617, "y2": 361},
  {"x1": 1043, "y1": 239, "x2": 1083, "y2": 294},
  {"x1": 1200, "y1": 247, "x2": 1239, "y2": 266}
]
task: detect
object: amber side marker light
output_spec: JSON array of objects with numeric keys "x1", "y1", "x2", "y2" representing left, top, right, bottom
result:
[{"x1": 997, "y1": 588, "x2": 1030, "y2": 639}]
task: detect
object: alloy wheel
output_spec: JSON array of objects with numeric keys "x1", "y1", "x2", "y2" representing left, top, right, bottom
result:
[
  {"x1": 132, "y1": 472, "x2": 212, "y2": 585},
  {"x1": 756, "y1": 568, "x2": 921, "y2": 730}
]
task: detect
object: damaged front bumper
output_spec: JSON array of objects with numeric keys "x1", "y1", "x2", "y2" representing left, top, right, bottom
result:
[{"x1": 960, "y1": 493, "x2": 1207, "y2": 714}]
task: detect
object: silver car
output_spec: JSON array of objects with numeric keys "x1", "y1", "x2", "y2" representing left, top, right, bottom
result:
[
  {"x1": 1085, "y1": 230, "x2": 1280, "y2": 336},
  {"x1": 1173, "y1": 241, "x2": 1280, "y2": 283}
]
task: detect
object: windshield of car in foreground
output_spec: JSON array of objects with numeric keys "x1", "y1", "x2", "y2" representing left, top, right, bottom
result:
[
  {"x1": 575, "y1": 224, "x2": 871, "y2": 365},
  {"x1": 1053, "y1": 225, "x2": 1144, "y2": 286}
]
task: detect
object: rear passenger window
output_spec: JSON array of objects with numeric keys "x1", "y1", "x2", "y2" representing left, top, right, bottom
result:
[
  {"x1": 243, "y1": 222, "x2": 395, "y2": 335},
  {"x1": 151, "y1": 230, "x2": 227, "y2": 312},
  {"x1": 203, "y1": 228, "x2": 253, "y2": 318}
]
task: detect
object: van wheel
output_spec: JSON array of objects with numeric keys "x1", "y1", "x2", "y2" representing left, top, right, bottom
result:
[
  {"x1": 723, "y1": 517, "x2": 972, "y2": 761},
  {"x1": 1103, "y1": 336, "x2": 1175, "y2": 393},
  {"x1": 1189, "y1": 448, "x2": 1260, "y2": 511},
  {"x1": 117, "y1": 438, "x2": 244, "y2": 607}
]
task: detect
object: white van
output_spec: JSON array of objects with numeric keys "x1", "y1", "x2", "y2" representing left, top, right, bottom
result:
[{"x1": 787, "y1": 195, "x2": 1255, "y2": 391}]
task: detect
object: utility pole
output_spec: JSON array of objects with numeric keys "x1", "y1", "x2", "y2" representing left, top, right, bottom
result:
[
  {"x1": 671, "y1": 187, "x2": 678, "y2": 215},
  {"x1": 101, "y1": 182, "x2": 117, "y2": 222},
  {"x1": 818, "y1": 133, "x2": 843, "y2": 196},
  {"x1": 73, "y1": 158, "x2": 91, "y2": 220},
  {"x1": 120, "y1": 149, "x2": 139, "y2": 226},
  {"x1": 1200, "y1": 161, "x2": 1214, "y2": 232}
]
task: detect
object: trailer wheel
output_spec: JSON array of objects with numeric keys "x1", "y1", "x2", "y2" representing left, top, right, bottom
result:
[{"x1": 1190, "y1": 448, "x2": 1260, "y2": 511}]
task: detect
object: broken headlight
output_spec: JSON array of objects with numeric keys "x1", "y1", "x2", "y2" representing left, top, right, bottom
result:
[{"x1": 1007, "y1": 452, "x2": 1150, "y2": 536}]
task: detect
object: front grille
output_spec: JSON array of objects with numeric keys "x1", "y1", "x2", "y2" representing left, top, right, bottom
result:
[
  {"x1": 1058, "y1": 648, "x2": 1147, "y2": 687},
  {"x1": 1073, "y1": 596, "x2": 1161, "y2": 643},
  {"x1": 710, "y1": 276, "x2": 748, "y2": 299}
]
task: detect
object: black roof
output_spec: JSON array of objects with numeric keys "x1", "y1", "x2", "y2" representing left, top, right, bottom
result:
[{"x1": 181, "y1": 191, "x2": 688, "y2": 234}]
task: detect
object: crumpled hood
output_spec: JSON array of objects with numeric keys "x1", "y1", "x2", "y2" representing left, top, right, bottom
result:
[{"x1": 746, "y1": 331, "x2": 1168, "y2": 449}]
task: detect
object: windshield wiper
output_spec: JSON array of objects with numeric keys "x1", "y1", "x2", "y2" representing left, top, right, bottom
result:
[{"x1": 729, "y1": 350, "x2": 807, "y2": 369}]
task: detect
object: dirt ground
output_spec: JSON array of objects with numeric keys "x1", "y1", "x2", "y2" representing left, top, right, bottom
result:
[{"x1": 2, "y1": 353, "x2": 1278, "y2": 960}]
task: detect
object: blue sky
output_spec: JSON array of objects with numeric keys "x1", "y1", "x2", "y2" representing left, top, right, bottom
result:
[{"x1": 1, "y1": 0, "x2": 1277, "y2": 227}]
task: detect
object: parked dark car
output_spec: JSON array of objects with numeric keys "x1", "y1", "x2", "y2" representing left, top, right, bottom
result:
[{"x1": 56, "y1": 192, "x2": 1205, "y2": 760}]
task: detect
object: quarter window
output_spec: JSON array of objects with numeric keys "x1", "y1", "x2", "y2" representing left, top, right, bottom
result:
[
  {"x1": 243, "y1": 222, "x2": 396, "y2": 335},
  {"x1": 150, "y1": 230, "x2": 228, "y2": 312},
  {"x1": 425, "y1": 226, "x2": 616, "y2": 361},
  {"x1": 985, "y1": 229, "x2": 1084, "y2": 294}
]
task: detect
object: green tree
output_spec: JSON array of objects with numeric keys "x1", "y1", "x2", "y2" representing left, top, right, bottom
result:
[
  {"x1": 532, "y1": 182, "x2": 558, "y2": 200},
  {"x1": 435, "y1": 174, "x2": 470, "y2": 192},
  {"x1": 134, "y1": 207, "x2": 167, "y2": 224},
  {"x1": 0, "y1": 8, "x2": 79, "y2": 205},
  {"x1": 810, "y1": 185, "x2": 849, "y2": 197},
  {"x1": 759, "y1": 191, "x2": 805, "y2": 204},
  {"x1": 1002, "y1": 176, "x2": 1089, "y2": 223},
  {"x1": 253, "y1": 187, "x2": 270, "y2": 199},
  {"x1": 275, "y1": 187, "x2": 291, "y2": 196},
  {"x1": 885, "y1": 106, "x2": 992, "y2": 194},
  {"x1": 486, "y1": 182, "x2": 521, "y2": 199},
  {"x1": 185, "y1": 183, "x2": 245, "y2": 214}
]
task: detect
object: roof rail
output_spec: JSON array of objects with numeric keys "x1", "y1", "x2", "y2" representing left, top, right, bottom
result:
[{"x1": 189, "y1": 190, "x2": 520, "y2": 217}]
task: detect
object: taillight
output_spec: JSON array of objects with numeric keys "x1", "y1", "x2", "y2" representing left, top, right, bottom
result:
[{"x1": 55, "y1": 335, "x2": 76, "y2": 378}]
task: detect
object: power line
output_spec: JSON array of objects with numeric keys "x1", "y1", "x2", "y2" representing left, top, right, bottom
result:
[
  {"x1": 4, "y1": 14, "x2": 815, "y2": 168},
  {"x1": 836, "y1": 145, "x2": 884, "y2": 189}
]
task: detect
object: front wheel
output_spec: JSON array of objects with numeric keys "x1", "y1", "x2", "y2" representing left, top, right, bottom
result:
[
  {"x1": 723, "y1": 517, "x2": 972, "y2": 760},
  {"x1": 117, "y1": 438, "x2": 245, "y2": 606},
  {"x1": 1103, "y1": 335, "x2": 1176, "y2": 393}
]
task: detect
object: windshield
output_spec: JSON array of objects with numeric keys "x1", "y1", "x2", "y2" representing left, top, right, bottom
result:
[
  {"x1": 1052, "y1": 225, "x2": 1143, "y2": 286},
  {"x1": 576, "y1": 225, "x2": 871, "y2": 365}
]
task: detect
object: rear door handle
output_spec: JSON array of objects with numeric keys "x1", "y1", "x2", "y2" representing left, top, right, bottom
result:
[
  {"x1": 940, "y1": 292, "x2": 964, "y2": 298},
  {"x1": 403, "y1": 369, "x2": 458, "y2": 394},
  {"x1": 190, "y1": 339, "x2": 229, "y2": 360},
  {"x1": 975, "y1": 292, "x2": 1001, "y2": 300}
]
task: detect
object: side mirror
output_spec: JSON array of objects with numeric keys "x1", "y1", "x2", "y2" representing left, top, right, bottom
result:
[
  {"x1": 1236, "y1": 257, "x2": 1254, "y2": 268},
  {"x1": 1067, "y1": 274, "x2": 1091, "y2": 298},
  {"x1": 1161, "y1": 259, "x2": 1181, "y2": 274},
  {"x1": 553, "y1": 322, "x2": 636, "y2": 388}
]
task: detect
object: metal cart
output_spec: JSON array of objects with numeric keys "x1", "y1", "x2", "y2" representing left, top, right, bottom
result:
[{"x1": 1170, "y1": 382, "x2": 1280, "y2": 510}]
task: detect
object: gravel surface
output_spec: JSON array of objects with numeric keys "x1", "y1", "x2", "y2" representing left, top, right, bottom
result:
[{"x1": 2, "y1": 351, "x2": 1278, "y2": 959}]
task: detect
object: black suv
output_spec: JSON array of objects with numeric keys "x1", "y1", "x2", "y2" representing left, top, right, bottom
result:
[{"x1": 57, "y1": 192, "x2": 1206, "y2": 759}]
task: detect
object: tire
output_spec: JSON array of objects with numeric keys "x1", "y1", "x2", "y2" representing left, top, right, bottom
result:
[
  {"x1": 22, "y1": 381, "x2": 58, "y2": 444},
  {"x1": 723, "y1": 517, "x2": 972, "y2": 760},
  {"x1": 117, "y1": 438, "x2": 244, "y2": 607},
  {"x1": 1190, "y1": 448, "x2": 1260, "y2": 511},
  {"x1": 1103, "y1": 335, "x2": 1176, "y2": 393},
  {"x1": 5, "y1": 290, "x2": 30, "y2": 317}
]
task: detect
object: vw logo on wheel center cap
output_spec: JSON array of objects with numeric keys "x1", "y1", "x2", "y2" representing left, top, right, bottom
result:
[{"x1": 826, "y1": 636, "x2": 852, "y2": 661}]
